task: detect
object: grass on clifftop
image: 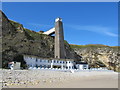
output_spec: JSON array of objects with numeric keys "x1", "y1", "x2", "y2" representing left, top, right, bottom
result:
[
  {"x1": 9, "y1": 19, "x2": 51, "y2": 41},
  {"x1": 70, "y1": 44, "x2": 118, "y2": 49},
  {"x1": 9, "y1": 20, "x2": 23, "y2": 29},
  {"x1": 24, "y1": 28, "x2": 50, "y2": 41}
]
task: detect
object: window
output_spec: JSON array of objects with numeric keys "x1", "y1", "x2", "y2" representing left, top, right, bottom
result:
[
  {"x1": 57, "y1": 61, "x2": 59, "y2": 63},
  {"x1": 44, "y1": 65, "x2": 46, "y2": 68},
  {"x1": 36, "y1": 59, "x2": 38, "y2": 62},
  {"x1": 49, "y1": 60, "x2": 51, "y2": 63},
  {"x1": 83, "y1": 65, "x2": 87, "y2": 69},
  {"x1": 36, "y1": 64, "x2": 38, "y2": 68},
  {"x1": 69, "y1": 66, "x2": 71, "y2": 69},
  {"x1": 40, "y1": 65, "x2": 42, "y2": 68}
]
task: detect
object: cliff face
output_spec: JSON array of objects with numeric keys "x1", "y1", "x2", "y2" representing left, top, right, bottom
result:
[
  {"x1": 1, "y1": 11, "x2": 119, "y2": 72},
  {"x1": 1, "y1": 11, "x2": 81, "y2": 68},
  {"x1": 70, "y1": 44, "x2": 120, "y2": 72}
]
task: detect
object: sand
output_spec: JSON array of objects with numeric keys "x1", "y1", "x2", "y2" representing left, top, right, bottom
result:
[{"x1": 0, "y1": 69, "x2": 118, "y2": 88}]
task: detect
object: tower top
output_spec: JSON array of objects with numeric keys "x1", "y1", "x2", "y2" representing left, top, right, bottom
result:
[{"x1": 55, "y1": 17, "x2": 62, "y2": 22}]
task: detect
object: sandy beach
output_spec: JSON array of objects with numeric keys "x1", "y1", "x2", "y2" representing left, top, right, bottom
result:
[{"x1": 0, "y1": 69, "x2": 118, "y2": 88}]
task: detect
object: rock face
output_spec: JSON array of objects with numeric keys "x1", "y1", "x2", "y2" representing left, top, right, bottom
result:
[
  {"x1": 1, "y1": 10, "x2": 119, "y2": 72},
  {"x1": 70, "y1": 44, "x2": 120, "y2": 72},
  {"x1": 1, "y1": 11, "x2": 81, "y2": 68}
]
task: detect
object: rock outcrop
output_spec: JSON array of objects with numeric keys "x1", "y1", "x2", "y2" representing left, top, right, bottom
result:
[
  {"x1": 1, "y1": 10, "x2": 119, "y2": 72},
  {"x1": 1, "y1": 11, "x2": 81, "y2": 68},
  {"x1": 70, "y1": 44, "x2": 120, "y2": 72}
]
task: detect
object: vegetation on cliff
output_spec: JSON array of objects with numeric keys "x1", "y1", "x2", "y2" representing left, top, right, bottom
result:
[
  {"x1": 1, "y1": 10, "x2": 119, "y2": 72},
  {"x1": 70, "y1": 44, "x2": 119, "y2": 72},
  {"x1": 1, "y1": 11, "x2": 81, "y2": 69},
  {"x1": 70, "y1": 44, "x2": 118, "y2": 49}
]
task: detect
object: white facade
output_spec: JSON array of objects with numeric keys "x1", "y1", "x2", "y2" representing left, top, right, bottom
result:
[
  {"x1": 8, "y1": 62, "x2": 21, "y2": 70},
  {"x1": 76, "y1": 64, "x2": 89, "y2": 70},
  {"x1": 24, "y1": 55, "x2": 74, "y2": 69}
]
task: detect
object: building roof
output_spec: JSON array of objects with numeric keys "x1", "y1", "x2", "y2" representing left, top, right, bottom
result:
[
  {"x1": 23, "y1": 54, "x2": 74, "y2": 61},
  {"x1": 76, "y1": 61, "x2": 88, "y2": 64}
]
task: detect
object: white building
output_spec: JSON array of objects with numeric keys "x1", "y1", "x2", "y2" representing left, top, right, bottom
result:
[
  {"x1": 75, "y1": 61, "x2": 89, "y2": 70},
  {"x1": 23, "y1": 55, "x2": 75, "y2": 69},
  {"x1": 23, "y1": 55, "x2": 89, "y2": 70},
  {"x1": 8, "y1": 61, "x2": 21, "y2": 70},
  {"x1": 76, "y1": 64, "x2": 89, "y2": 70}
]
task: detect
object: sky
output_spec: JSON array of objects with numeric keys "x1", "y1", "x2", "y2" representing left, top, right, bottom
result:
[{"x1": 2, "y1": 2, "x2": 118, "y2": 46}]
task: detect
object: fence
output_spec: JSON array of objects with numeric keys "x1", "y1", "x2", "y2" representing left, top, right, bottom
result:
[{"x1": 28, "y1": 67, "x2": 114, "y2": 72}]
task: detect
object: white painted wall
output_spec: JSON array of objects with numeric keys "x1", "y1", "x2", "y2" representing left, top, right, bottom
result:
[
  {"x1": 76, "y1": 64, "x2": 89, "y2": 70},
  {"x1": 66, "y1": 61, "x2": 74, "y2": 69},
  {"x1": 14, "y1": 62, "x2": 21, "y2": 70},
  {"x1": 8, "y1": 62, "x2": 21, "y2": 70},
  {"x1": 24, "y1": 55, "x2": 74, "y2": 69}
]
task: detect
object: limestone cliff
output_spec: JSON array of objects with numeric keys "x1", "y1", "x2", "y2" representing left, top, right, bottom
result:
[
  {"x1": 70, "y1": 44, "x2": 120, "y2": 72},
  {"x1": 1, "y1": 11, "x2": 81, "y2": 68}
]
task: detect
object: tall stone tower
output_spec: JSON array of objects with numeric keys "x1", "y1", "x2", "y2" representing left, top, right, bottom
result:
[{"x1": 54, "y1": 18, "x2": 66, "y2": 59}]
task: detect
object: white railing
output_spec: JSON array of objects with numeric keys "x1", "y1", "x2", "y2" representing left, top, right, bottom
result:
[{"x1": 28, "y1": 67, "x2": 114, "y2": 72}]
